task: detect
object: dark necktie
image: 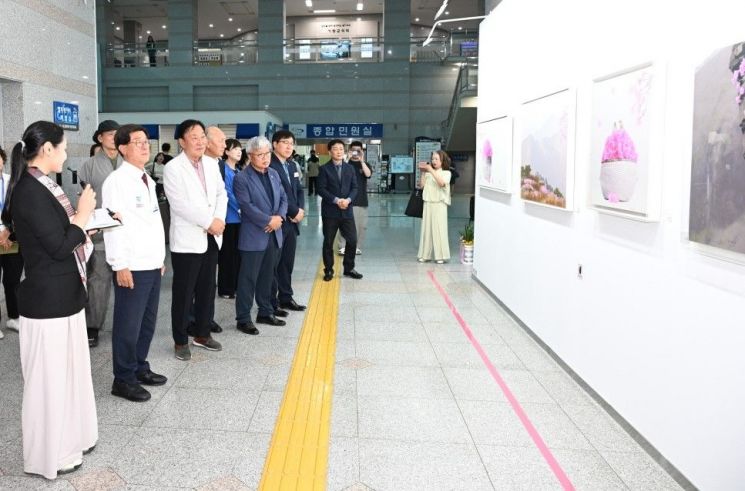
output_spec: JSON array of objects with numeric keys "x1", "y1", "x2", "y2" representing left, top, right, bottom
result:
[
  {"x1": 141, "y1": 173, "x2": 148, "y2": 188},
  {"x1": 336, "y1": 164, "x2": 342, "y2": 181}
]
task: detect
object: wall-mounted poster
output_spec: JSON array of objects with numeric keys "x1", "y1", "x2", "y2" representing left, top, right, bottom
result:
[
  {"x1": 590, "y1": 64, "x2": 658, "y2": 219},
  {"x1": 690, "y1": 41, "x2": 745, "y2": 256},
  {"x1": 520, "y1": 89, "x2": 575, "y2": 210},
  {"x1": 476, "y1": 116, "x2": 512, "y2": 193}
]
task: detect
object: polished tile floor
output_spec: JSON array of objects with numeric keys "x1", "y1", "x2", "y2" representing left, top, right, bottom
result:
[{"x1": 0, "y1": 194, "x2": 683, "y2": 490}]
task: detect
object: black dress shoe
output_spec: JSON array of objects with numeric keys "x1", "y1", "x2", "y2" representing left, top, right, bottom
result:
[
  {"x1": 280, "y1": 300, "x2": 306, "y2": 311},
  {"x1": 323, "y1": 271, "x2": 334, "y2": 282},
  {"x1": 210, "y1": 321, "x2": 223, "y2": 333},
  {"x1": 343, "y1": 269, "x2": 363, "y2": 279},
  {"x1": 237, "y1": 322, "x2": 260, "y2": 335},
  {"x1": 256, "y1": 315, "x2": 286, "y2": 326},
  {"x1": 87, "y1": 328, "x2": 99, "y2": 348},
  {"x1": 111, "y1": 380, "x2": 151, "y2": 402},
  {"x1": 273, "y1": 308, "x2": 289, "y2": 318},
  {"x1": 136, "y1": 369, "x2": 168, "y2": 386}
]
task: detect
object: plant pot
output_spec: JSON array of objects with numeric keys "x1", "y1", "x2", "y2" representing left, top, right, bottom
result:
[
  {"x1": 600, "y1": 160, "x2": 638, "y2": 202},
  {"x1": 460, "y1": 242, "x2": 474, "y2": 264}
]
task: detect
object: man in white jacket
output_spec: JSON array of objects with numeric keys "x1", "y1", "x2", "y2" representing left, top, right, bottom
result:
[
  {"x1": 103, "y1": 124, "x2": 167, "y2": 402},
  {"x1": 164, "y1": 119, "x2": 227, "y2": 361}
]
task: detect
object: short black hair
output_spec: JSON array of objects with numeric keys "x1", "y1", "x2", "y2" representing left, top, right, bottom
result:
[
  {"x1": 162, "y1": 142, "x2": 171, "y2": 152},
  {"x1": 175, "y1": 119, "x2": 205, "y2": 140},
  {"x1": 115, "y1": 124, "x2": 149, "y2": 149},
  {"x1": 0, "y1": 146, "x2": 6, "y2": 163},
  {"x1": 271, "y1": 129, "x2": 295, "y2": 144},
  {"x1": 327, "y1": 139, "x2": 345, "y2": 151},
  {"x1": 350, "y1": 140, "x2": 363, "y2": 149},
  {"x1": 310, "y1": 149, "x2": 316, "y2": 154}
]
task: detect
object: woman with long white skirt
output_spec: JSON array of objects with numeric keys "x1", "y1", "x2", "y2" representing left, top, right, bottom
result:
[
  {"x1": 2, "y1": 121, "x2": 98, "y2": 479},
  {"x1": 417, "y1": 150, "x2": 452, "y2": 263}
]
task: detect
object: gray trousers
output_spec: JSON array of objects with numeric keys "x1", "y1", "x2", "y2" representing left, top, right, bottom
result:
[
  {"x1": 338, "y1": 206, "x2": 368, "y2": 251},
  {"x1": 85, "y1": 247, "x2": 112, "y2": 331}
]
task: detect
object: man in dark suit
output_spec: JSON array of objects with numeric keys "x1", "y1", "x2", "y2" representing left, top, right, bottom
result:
[
  {"x1": 317, "y1": 139, "x2": 363, "y2": 282},
  {"x1": 269, "y1": 130, "x2": 306, "y2": 312},
  {"x1": 233, "y1": 136, "x2": 288, "y2": 335}
]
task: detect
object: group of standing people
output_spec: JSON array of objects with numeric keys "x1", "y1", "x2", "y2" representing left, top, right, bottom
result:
[{"x1": 0, "y1": 114, "x2": 451, "y2": 480}]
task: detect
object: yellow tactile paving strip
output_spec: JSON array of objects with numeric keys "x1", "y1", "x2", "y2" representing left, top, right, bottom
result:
[{"x1": 259, "y1": 257, "x2": 341, "y2": 490}]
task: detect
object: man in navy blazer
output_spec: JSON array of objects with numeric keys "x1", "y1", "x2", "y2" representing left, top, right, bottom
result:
[
  {"x1": 317, "y1": 139, "x2": 363, "y2": 281},
  {"x1": 268, "y1": 130, "x2": 306, "y2": 313},
  {"x1": 233, "y1": 136, "x2": 288, "y2": 335}
]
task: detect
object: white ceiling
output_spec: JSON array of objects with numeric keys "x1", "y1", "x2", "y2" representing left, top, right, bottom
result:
[{"x1": 106, "y1": 0, "x2": 482, "y2": 41}]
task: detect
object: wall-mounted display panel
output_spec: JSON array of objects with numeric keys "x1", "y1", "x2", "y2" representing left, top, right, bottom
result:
[
  {"x1": 519, "y1": 89, "x2": 575, "y2": 210},
  {"x1": 590, "y1": 64, "x2": 661, "y2": 220},
  {"x1": 690, "y1": 41, "x2": 745, "y2": 256},
  {"x1": 476, "y1": 116, "x2": 513, "y2": 193}
]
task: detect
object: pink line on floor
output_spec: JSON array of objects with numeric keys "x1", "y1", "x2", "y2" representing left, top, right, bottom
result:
[{"x1": 428, "y1": 271, "x2": 575, "y2": 491}]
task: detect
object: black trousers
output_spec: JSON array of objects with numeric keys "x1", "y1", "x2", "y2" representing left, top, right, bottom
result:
[
  {"x1": 0, "y1": 252, "x2": 23, "y2": 320},
  {"x1": 272, "y1": 223, "x2": 297, "y2": 307},
  {"x1": 308, "y1": 177, "x2": 317, "y2": 195},
  {"x1": 170, "y1": 236, "x2": 218, "y2": 345},
  {"x1": 217, "y1": 223, "x2": 241, "y2": 296},
  {"x1": 322, "y1": 216, "x2": 356, "y2": 273},
  {"x1": 236, "y1": 236, "x2": 280, "y2": 322}
]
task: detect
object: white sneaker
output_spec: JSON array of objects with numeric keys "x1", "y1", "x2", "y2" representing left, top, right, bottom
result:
[
  {"x1": 6, "y1": 318, "x2": 19, "y2": 332},
  {"x1": 355, "y1": 248, "x2": 362, "y2": 255},
  {"x1": 338, "y1": 247, "x2": 345, "y2": 256},
  {"x1": 0, "y1": 328, "x2": 4, "y2": 339}
]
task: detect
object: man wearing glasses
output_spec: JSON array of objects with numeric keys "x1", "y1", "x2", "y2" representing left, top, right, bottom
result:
[
  {"x1": 102, "y1": 125, "x2": 167, "y2": 402},
  {"x1": 269, "y1": 130, "x2": 306, "y2": 315},
  {"x1": 163, "y1": 120, "x2": 227, "y2": 361},
  {"x1": 233, "y1": 136, "x2": 288, "y2": 335},
  {"x1": 78, "y1": 119, "x2": 122, "y2": 348}
]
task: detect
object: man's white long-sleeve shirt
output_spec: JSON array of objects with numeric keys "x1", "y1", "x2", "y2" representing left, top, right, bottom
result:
[{"x1": 102, "y1": 161, "x2": 165, "y2": 272}]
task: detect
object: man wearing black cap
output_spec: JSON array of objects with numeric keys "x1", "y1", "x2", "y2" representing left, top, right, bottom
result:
[{"x1": 78, "y1": 119, "x2": 123, "y2": 347}]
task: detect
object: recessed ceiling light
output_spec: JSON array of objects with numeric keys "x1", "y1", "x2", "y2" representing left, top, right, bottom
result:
[
  {"x1": 305, "y1": 0, "x2": 312, "y2": 6},
  {"x1": 237, "y1": 28, "x2": 242, "y2": 32},
  {"x1": 228, "y1": 17, "x2": 233, "y2": 22},
  {"x1": 220, "y1": 34, "x2": 224, "y2": 37},
  {"x1": 82, "y1": 75, "x2": 89, "y2": 79},
  {"x1": 387, "y1": 49, "x2": 392, "y2": 54},
  {"x1": 415, "y1": 17, "x2": 419, "y2": 22},
  {"x1": 356, "y1": 2, "x2": 363, "y2": 11},
  {"x1": 458, "y1": 26, "x2": 462, "y2": 30},
  {"x1": 445, "y1": 10, "x2": 449, "y2": 15},
  {"x1": 110, "y1": 21, "x2": 114, "y2": 25},
  {"x1": 209, "y1": 23, "x2": 214, "y2": 28},
  {"x1": 162, "y1": 25, "x2": 167, "y2": 29},
  {"x1": 313, "y1": 9, "x2": 335, "y2": 13},
  {"x1": 115, "y1": 26, "x2": 120, "y2": 30},
  {"x1": 139, "y1": 35, "x2": 142, "y2": 39},
  {"x1": 146, "y1": 30, "x2": 151, "y2": 34}
]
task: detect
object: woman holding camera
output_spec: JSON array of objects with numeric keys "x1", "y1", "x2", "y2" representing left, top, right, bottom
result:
[
  {"x1": 2, "y1": 121, "x2": 98, "y2": 479},
  {"x1": 417, "y1": 150, "x2": 452, "y2": 264}
]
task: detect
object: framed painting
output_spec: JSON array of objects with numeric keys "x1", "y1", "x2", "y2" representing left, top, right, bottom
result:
[
  {"x1": 477, "y1": 116, "x2": 512, "y2": 193},
  {"x1": 519, "y1": 89, "x2": 576, "y2": 210},
  {"x1": 690, "y1": 41, "x2": 745, "y2": 257}
]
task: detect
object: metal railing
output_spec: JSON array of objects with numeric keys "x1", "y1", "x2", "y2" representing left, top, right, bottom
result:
[
  {"x1": 442, "y1": 63, "x2": 479, "y2": 143},
  {"x1": 283, "y1": 36, "x2": 384, "y2": 63},
  {"x1": 103, "y1": 42, "x2": 169, "y2": 68},
  {"x1": 193, "y1": 40, "x2": 258, "y2": 65}
]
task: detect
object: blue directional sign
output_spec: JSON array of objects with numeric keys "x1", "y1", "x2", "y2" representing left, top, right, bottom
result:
[
  {"x1": 306, "y1": 123, "x2": 383, "y2": 139},
  {"x1": 53, "y1": 101, "x2": 79, "y2": 131}
]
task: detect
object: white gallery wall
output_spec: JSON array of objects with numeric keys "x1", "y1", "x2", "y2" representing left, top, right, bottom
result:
[{"x1": 474, "y1": 1, "x2": 745, "y2": 489}]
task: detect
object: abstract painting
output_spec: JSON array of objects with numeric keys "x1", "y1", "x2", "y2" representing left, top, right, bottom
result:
[
  {"x1": 590, "y1": 64, "x2": 655, "y2": 218},
  {"x1": 690, "y1": 41, "x2": 745, "y2": 255},
  {"x1": 477, "y1": 116, "x2": 512, "y2": 193},
  {"x1": 520, "y1": 89, "x2": 574, "y2": 209}
]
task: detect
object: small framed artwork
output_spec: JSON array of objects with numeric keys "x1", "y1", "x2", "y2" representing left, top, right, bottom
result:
[
  {"x1": 477, "y1": 115, "x2": 513, "y2": 193},
  {"x1": 590, "y1": 63, "x2": 664, "y2": 221},
  {"x1": 519, "y1": 88, "x2": 576, "y2": 211}
]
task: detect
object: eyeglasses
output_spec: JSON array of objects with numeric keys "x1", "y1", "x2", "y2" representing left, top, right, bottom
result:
[
  {"x1": 251, "y1": 151, "x2": 271, "y2": 158},
  {"x1": 277, "y1": 139, "x2": 294, "y2": 146},
  {"x1": 128, "y1": 140, "x2": 149, "y2": 148}
]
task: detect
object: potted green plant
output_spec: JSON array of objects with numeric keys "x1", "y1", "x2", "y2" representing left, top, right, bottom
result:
[{"x1": 460, "y1": 222, "x2": 474, "y2": 264}]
